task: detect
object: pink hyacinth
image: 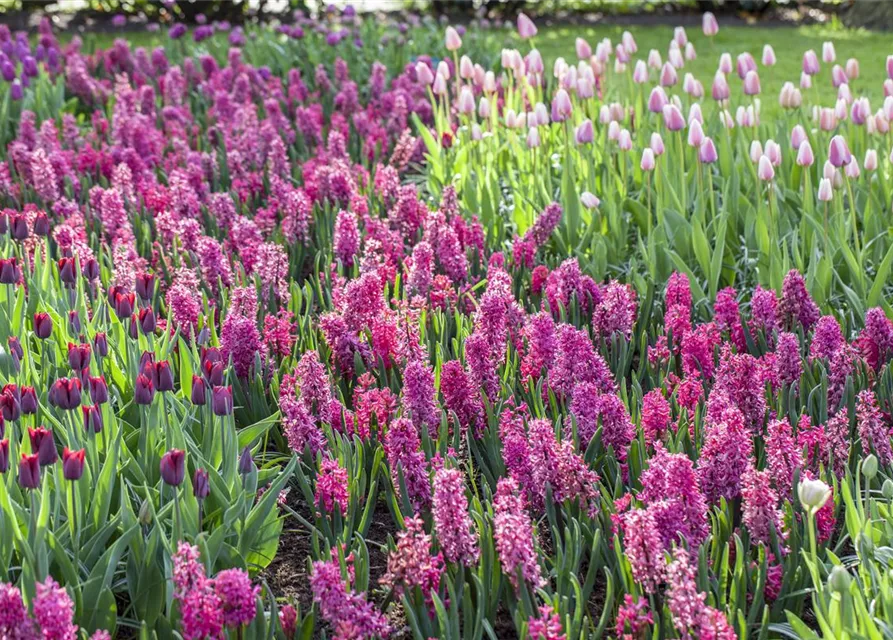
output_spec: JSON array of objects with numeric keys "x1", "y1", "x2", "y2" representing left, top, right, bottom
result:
[
  {"x1": 221, "y1": 299, "x2": 265, "y2": 380},
  {"x1": 440, "y1": 360, "x2": 485, "y2": 438},
  {"x1": 333, "y1": 210, "x2": 360, "y2": 266},
  {"x1": 857, "y1": 307, "x2": 893, "y2": 370},
  {"x1": 385, "y1": 417, "x2": 431, "y2": 511},
  {"x1": 310, "y1": 557, "x2": 391, "y2": 639},
  {"x1": 548, "y1": 324, "x2": 615, "y2": 399},
  {"x1": 622, "y1": 507, "x2": 666, "y2": 593},
  {"x1": 741, "y1": 466, "x2": 785, "y2": 546},
  {"x1": 593, "y1": 281, "x2": 637, "y2": 340},
  {"x1": 641, "y1": 389, "x2": 671, "y2": 445},
  {"x1": 778, "y1": 270, "x2": 820, "y2": 331},
  {"x1": 766, "y1": 418, "x2": 803, "y2": 497},
  {"x1": 665, "y1": 547, "x2": 706, "y2": 634},
  {"x1": 493, "y1": 477, "x2": 545, "y2": 591},
  {"x1": 432, "y1": 467, "x2": 479, "y2": 566},
  {"x1": 213, "y1": 569, "x2": 260, "y2": 628},
  {"x1": 615, "y1": 595, "x2": 654, "y2": 638},
  {"x1": 381, "y1": 516, "x2": 444, "y2": 606},
  {"x1": 857, "y1": 390, "x2": 892, "y2": 466},
  {"x1": 315, "y1": 455, "x2": 350, "y2": 515},
  {"x1": 698, "y1": 403, "x2": 753, "y2": 503},
  {"x1": 32, "y1": 578, "x2": 77, "y2": 640},
  {"x1": 0, "y1": 583, "x2": 34, "y2": 639},
  {"x1": 639, "y1": 444, "x2": 709, "y2": 547},
  {"x1": 402, "y1": 359, "x2": 440, "y2": 436},
  {"x1": 527, "y1": 606, "x2": 566, "y2": 640},
  {"x1": 810, "y1": 315, "x2": 845, "y2": 361},
  {"x1": 665, "y1": 271, "x2": 692, "y2": 310},
  {"x1": 171, "y1": 543, "x2": 224, "y2": 640},
  {"x1": 775, "y1": 332, "x2": 803, "y2": 387},
  {"x1": 750, "y1": 285, "x2": 779, "y2": 335},
  {"x1": 521, "y1": 311, "x2": 557, "y2": 382}
]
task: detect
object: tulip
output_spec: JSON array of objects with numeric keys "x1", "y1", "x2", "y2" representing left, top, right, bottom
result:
[
  {"x1": 803, "y1": 49, "x2": 820, "y2": 75},
  {"x1": 699, "y1": 138, "x2": 718, "y2": 164},
  {"x1": 114, "y1": 291, "x2": 135, "y2": 319},
  {"x1": 93, "y1": 332, "x2": 108, "y2": 358},
  {"x1": 82, "y1": 258, "x2": 99, "y2": 281},
  {"x1": 743, "y1": 70, "x2": 761, "y2": 96},
  {"x1": 193, "y1": 468, "x2": 210, "y2": 500},
  {"x1": 456, "y1": 87, "x2": 474, "y2": 115},
  {"x1": 88, "y1": 376, "x2": 109, "y2": 405},
  {"x1": 153, "y1": 361, "x2": 173, "y2": 393},
  {"x1": 711, "y1": 72, "x2": 729, "y2": 101},
  {"x1": 33, "y1": 212, "x2": 49, "y2": 236},
  {"x1": 526, "y1": 127, "x2": 540, "y2": 149},
  {"x1": 640, "y1": 148, "x2": 656, "y2": 171},
  {"x1": 822, "y1": 41, "x2": 836, "y2": 64},
  {"x1": 82, "y1": 404, "x2": 103, "y2": 434},
  {"x1": 662, "y1": 104, "x2": 685, "y2": 131},
  {"x1": 622, "y1": 30, "x2": 637, "y2": 54},
  {"x1": 673, "y1": 26, "x2": 687, "y2": 47},
  {"x1": 238, "y1": 447, "x2": 255, "y2": 475},
  {"x1": 829, "y1": 135, "x2": 852, "y2": 167},
  {"x1": 750, "y1": 141, "x2": 764, "y2": 164},
  {"x1": 29, "y1": 427, "x2": 57, "y2": 466},
  {"x1": 633, "y1": 60, "x2": 648, "y2": 84},
  {"x1": 845, "y1": 58, "x2": 859, "y2": 80},
  {"x1": 668, "y1": 47, "x2": 684, "y2": 69},
  {"x1": 62, "y1": 447, "x2": 85, "y2": 481},
  {"x1": 758, "y1": 155, "x2": 775, "y2": 181},
  {"x1": 9, "y1": 213, "x2": 28, "y2": 240},
  {"x1": 836, "y1": 99, "x2": 850, "y2": 121},
  {"x1": 0, "y1": 439, "x2": 8, "y2": 473},
  {"x1": 818, "y1": 178, "x2": 834, "y2": 202},
  {"x1": 1, "y1": 387, "x2": 20, "y2": 422},
  {"x1": 684, "y1": 42, "x2": 696, "y2": 61},
  {"x1": 702, "y1": 11, "x2": 719, "y2": 36},
  {"x1": 865, "y1": 149, "x2": 878, "y2": 171},
  {"x1": 33, "y1": 312, "x2": 53, "y2": 339},
  {"x1": 459, "y1": 55, "x2": 473, "y2": 80},
  {"x1": 445, "y1": 26, "x2": 462, "y2": 51},
  {"x1": 415, "y1": 61, "x2": 433, "y2": 85},
  {"x1": 68, "y1": 310, "x2": 81, "y2": 335},
  {"x1": 875, "y1": 112, "x2": 889, "y2": 134},
  {"x1": 160, "y1": 449, "x2": 186, "y2": 486},
  {"x1": 574, "y1": 119, "x2": 594, "y2": 145},
  {"x1": 0, "y1": 257, "x2": 18, "y2": 285},
  {"x1": 49, "y1": 378, "x2": 81, "y2": 411},
  {"x1": 648, "y1": 86, "x2": 668, "y2": 113},
  {"x1": 824, "y1": 161, "x2": 843, "y2": 189},
  {"x1": 68, "y1": 342, "x2": 92, "y2": 371},
  {"x1": 18, "y1": 454, "x2": 40, "y2": 489},
  {"x1": 736, "y1": 52, "x2": 756, "y2": 79},
  {"x1": 831, "y1": 64, "x2": 847, "y2": 88},
  {"x1": 719, "y1": 52, "x2": 733, "y2": 75},
  {"x1": 7, "y1": 336, "x2": 22, "y2": 361},
  {"x1": 212, "y1": 385, "x2": 233, "y2": 416},
  {"x1": 687, "y1": 120, "x2": 705, "y2": 148},
  {"x1": 134, "y1": 374, "x2": 155, "y2": 406},
  {"x1": 618, "y1": 129, "x2": 633, "y2": 151},
  {"x1": 648, "y1": 49, "x2": 662, "y2": 69},
  {"x1": 483, "y1": 71, "x2": 496, "y2": 93},
  {"x1": 819, "y1": 108, "x2": 837, "y2": 131},
  {"x1": 477, "y1": 96, "x2": 490, "y2": 120},
  {"x1": 761, "y1": 44, "x2": 776, "y2": 67},
  {"x1": 888, "y1": 55, "x2": 893, "y2": 80},
  {"x1": 796, "y1": 141, "x2": 815, "y2": 167},
  {"x1": 534, "y1": 102, "x2": 549, "y2": 126},
  {"x1": 135, "y1": 272, "x2": 155, "y2": 301},
  {"x1": 191, "y1": 375, "x2": 207, "y2": 405},
  {"x1": 851, "y1": 97, "x2": 870, "y2": 125},
  {"x1": 800, "y1": 71, "x2": 812, "y2": 90},
  {"x1": 550, "y1": 89, "x2": 572, "y2": 123},
  {"x1": 845, "y1": 157, "x2": 860, "y2": 179},
  {"x1": 581, "y1": 192, "x2": 600, "y2": 209},
  {"x1": 20, "y1": 386, "x2": 37, "y2": 415},
  {"x1": 517, "y1": 13, "x2": 537, "y2": 39},
  {"x1": 616, "y1": 44, "x2": 631, "y2": 65},
  {"x1": 432, "y1": 74, "x2": 447, "y2": 96},
  {"x1": 650, "y1": 132, "x2": 665, "y2": 155},
  {"x1": 798, "y1": 477, "x2": 832, "y2": 513}
]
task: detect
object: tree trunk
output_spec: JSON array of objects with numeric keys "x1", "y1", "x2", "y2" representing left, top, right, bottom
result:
[{"x1": 843, "y1": 0, "x2": 893, "y2": 30}]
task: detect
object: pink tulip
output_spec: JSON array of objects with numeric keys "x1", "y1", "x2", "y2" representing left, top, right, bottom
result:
[
  {"x1": 618, "y1": 129, "x2": 633, "y2": 151},
  {"x1": 720, "y1": 109, "x2": 735, "y2": 129},
  {"x1": 818, "y1": 178, "x2": 833, "y2": 201},
  {"x1": 616, "y1": 44, "x2": 631, "y2": 64},
  {"x1": 595, "y1": 41, "x2": 611, "y2": 63},
  {"x1": 517, "y1": 13, "x2": 537, "y2": 39},
  {"x1": 822, "y1": 41, "x2": 836, "y2": 64},
  {"x1": 622, "y1": 31, "x2": 637, "y2": 54},
  {"x1": 581, "y1": 192, "x2": 600, "y2": 209},
  {"x1": 743, "y1": 70, "x2": 761, "y2": 95},
  {"x1": 459, "y1": 55, "x2": 474, "y2": 79},
  {"x1": 668, "y1": 48, "x2": 685, "y2": 69},
  {"x1": 834, "y1": 99, "x2": 849, "y2": 121},
  {"x1": 712, "y1": 72, "x2": 730, "y2": 101},
  {"x1": 651, "y1": 132, "x2": 665, "y2": 155},
  {"x1": 687, "y1": 119, "x2": 705, "y2": 147},
  {"x1": 473, "y1": 64, "x2": 485, "y2": 86},
  {"x1": 819, "y1": 107, "x2": 837, "y2": 131},
  {"x1": 614, "y1": 59, "x2": 627, "y2": 74},
  {"x1": 702, "y1": 11, "x2": 719, "y2": 36},
  {"x1": 803, "y1": 49, "x2": 820, "y2": 75},
  {"x1": 719, "y1": 53, "x2": 733, "y2": 75},
  {"x1": 599, "y1": 105, "x2": 611, "y2": 124},
  {"x1": 471, "y1": 124, "x2": 482, "y2": 141},
  {"x1": 851, "y1": 97, "x2": 870, "y2": 125},
  {"x1": 432, "y1": 74, "x2": 447, "y2": 96},
  {"x1": 577, "y1": 77, "x2": 594, "y2": 99},
  {"x1": 437, "y1": 60, "x2": 451, "y2": 80},
  {"x1": 633, "y1": 60, "x2": 649, "y2": 84},
  {"x1": 829, "y1": 135, "x2": 852, "y2": 167},
  {"x1": 845, "y1": 58, "x2": 859, "y2": 80},
  {"x1": 824, "y1": 160, "x2": 842, "y2": 188},
  {"x1": 800, "y1": 72, "x2": 812, "y2": 90},
  {"x1": 796, "y1": 140, "x2": 815, "y2": 167},
  {"x1": 535, "y1": 103, "x2": 549, "y2": 126},
  {"x1": 737, "y1": 52, "x2": 756, "y2": 79},
  {"x1": 758, "y1": 155, "x2": 775, "y2": 181},
  {"x1": 526, "y1": 127, "x2": 540, "y2": 149},
  {"x1": 685, "y1": 42, "x2": 696, "y2": 61},
  {"x1": 837, "y1": 83, "x2": 852, "y2": 104},
  {"x1": 648, "y1": 86, "x2": 669, "y2": 113},
  {"x1": 551, "y1": 89, "x2": 572, "y2": 122},
  {"x1": 750, "y1": 140, "x2": 764, "y2": 163},
  {"x1": 674, "y1": 26, "x2": 688, "y2": 47},
  {"x1": 483, "y1": 70, "x2": 496, "y2": 93},
  {"x1": 641, "y1": 147, "x2": 656, "y2": 171},
  {"x1": 865, "y1": 149, "x2": 878, "y2": 171},
  {"x1": 662, "y1": 104, "x2": 685, "y2": 131},
  {"x1": 831, "y1": 65, "x2": 847, "y2": 88},
  {"x1": 888, "y1": 55, "x2": 893, "y2": 80},
  {"x1": 790, "y1": 124, "x2": 807, "y2": 149},
  {"x1": 575, "y1": 119, "x2": 594, "y2": 144},
  {"x1": 660, "y1": 62, "x2": 677, "y2": 87},
  {"x1": 505, "y1": 109, "x2": 517, "y2": 128},
  {"x1": 608, "y1": 121, "x2": 621, "y2": 141},
  {"x1": 457, "y1": 87, "x2": 475, "y2": 115},
  {"x1": 875, "y1": 112, "x2": 890, "y2": 134},
  {"x1": 688, "y1": 103, "x2": 703, "y2": 124},
  {"x1": 885, "y1": 96, "x2": 893, "y2": 121},
  {"x1": 762, "y1": 44, "x2": 776, "y2": 67},
  {"x1": 478, "y1": 97, "x2": 490, "y2": 119},
  {"x1": 699, "y1": 137, "x2": 718, "y2": 164},
  {"x1": 885, "y1": 79, "x2": 893, "y2": 97},
  {"x1": 845, "y1": 157, "x2": 860, "y2": 179},
  {"x1": 765, "y1": 140, "x2": 782, "y2": 166},
  {"x1": 415, "y1": 62, "x2": 434, "y2": 85},
  {"x1": 576, "y1": 38, "x2": 592, "y2": 60},
  {"x1": 527, "y1": 49, "x2": 544, "y2": 74},
  {"x1": 445, "y1": 26, "x2": 462, "y2": 51},
  {"x1": 648, "y1": 49, "x2": 662, "y2": 69}
]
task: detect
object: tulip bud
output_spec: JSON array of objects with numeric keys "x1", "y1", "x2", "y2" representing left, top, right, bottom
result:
[
  {"x1": 89, "y1": 376, "x2": 109, "y2": 405},
  {"x1": 9, "y1": 213, "x2": 28, "y2": 241},
  {"x1": 702, "y1": 11, "x2": 719, "y2": 36},
  {"x1": 736, "y1": 52, "x2": 756, "y2": 79},
  {"x1": 517, "y1": 13, "x2": 537, "y2": 39},
  {"x1": 699, "y1": 138, "x2": 718, "y2": 164},
  {"x1": 662, "y1": 104, "x2": 685, "y2": 131},
  {"x1": 33, "y1": 212, "x2": 49, "y2": 236},
  {"x1": 49, "y1": 378, "x2": 81, "y2": 411},
  {"x1": 822, "y1": 41, "x2": 836, "y2": 64},
  {"x1": 445, "y1": 26, "x2": 462, "y2": 51},
  {"x1": 648, "y1": 49, "x2": 662, "y2": 70},
  {"x1": 550, "y1": 89, "x2": 572, "y2": 122},
  {"x1": 718, "y1": 52, "x2": 732, "y2": 75},
  {"x1": 7, "y1": 336, "x2": 22, "y2": 362},
  {"x1": 82, "y1": 257, "x2": 99, "y2": 282},
  {"x1": 20, "y1": 386, "x2": 37, "y2": 415},
  {"x1": 828, "y1": 565, "x2": 851, "y2": 594},
  {"x1": 82, "y1": 404, "x2": 103, "y2": 434},
  {"x1": 687, "y1": 120, "x2": 704, "y2": 148},
  {"x1": 580, "y1": 192, "x2": 600, "y2": 210},
  {"x1": 712, "y1": 72, "x2": 729, "y2": 102},
  {"x1": 574, "y1": 119, "x2": 594, "y2": 145},
  {"x1": 828, "y1": 135, "x2": 852, "y2": 168},
  {"x1": 193, "y1": 468, "x2": 210, "y2": 500},
  {"x1": 212, "y1": 385, "x2": 233, "y2": 416},
  {"x1": 134, "y1": 374, "x2": 155, "y2": 406},
  {"x1": 238, "y1": 447, "x2": 255, "y2": 475},
  {"x1": 845, "y1": 157, "x2": 860, "y2": 179},
  {"x1": 803, "y1": 49, "x2": 820, "y2": 75},
  {"x1": 415, "y1": 61, "x2": 433, "y2": 85},
  {"x1": 0, "y1": 257, "x2": 19, "y2": 285},
  {"x1": 456, "y1": 87, "x2": 474, "y2": 115},
  {"x1": 93, "y1": 332, "x2": 108, "y2": 358},
  {"x1": 659, "y1": 62, "x2": 677, "y2": 87},
  {"x1": 648, "y1": 86, "x2": 668, "y2": 113},
  {"x1": 18, "y1": 453, "x2": 40, "y2": 489},
  {"x1": 640, "y1": 148, "x2": 656, "y2": 171},
  {"x1": 135, "y1": 272, "x2": 156, "y2": 302},
  {"x1": 743, "y1": 70, "x2": 761, "y2": 96},
  {"x1": 29, "y1": 427, "x2": 57, "y2": 466},
  {"x1": 114, "y1": 291, "x2": 135, "y2": 319},
  {"x1": 798, "y1": 477, "x2": 832, "y2": 512},
  {"x1": 526, "y1": 126, "x2": 540, "y2": 149},
  {"x1": 68, "y1": 342, "x2": 92, "y2": 371},
  {"x1": 750, "y1": 141, "x2": 764, "y2": 164},
  {"x1": 758, "y1": 155, "x2": 775, "y2": 181},
  {"x1": 883, "y1": 478, "x2": 893, "y2": 499},
  {"x1": 139, "y1": 499, "x2": 153, "y2": 526},
  {"x1": 622, "y1": 30, "x2": 637, "y2": 53},
  {"x1": 58, "y1": 258, "x2": 77, "y2": 286},
  {"x1": 633, "y1": 60, "x2": 648, "y2": 84},
  {"x1": 765, "y1": 140, "x2": 782, "y2": 166},
  {"x1": 576, "y1": 37, "x2": 592, "y2": 60},
  {"x1": 62, "y1": 447, "x2": 85, "y2": 481},
  {"x1": 0, "y1": 386, "x2": 20, "y2": 422},
  {"x1": 0, "y1": 439, "x2": 8, "y2": 473},
  {"x1": 650, "y1": 132, "x2": 665, "y2": 155},
  {"x1": 865, "y1": 149, "x2": 878, "y2": 171},
  {"x1": 862, "y1": 454, "x2": 878, "y2": 480},
  {"x1": 160, "y1": 449, "x2": 186, "y2": 486},
  {"x1": 33, "y1": 312, "x2": 53, "y2": 339},
  {"x1": 790, "y1": 124, "x2": 807, "y2": 150},
  {"x1": 762, "y1": 44, "x2": 776, "y2": 66},
  {"x1": 796, "y1": 141, "x2": 815, "y2": 168}
]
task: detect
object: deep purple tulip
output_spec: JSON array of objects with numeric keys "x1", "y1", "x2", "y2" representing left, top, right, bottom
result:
[
  {"x1": 155, "y1": 361, "x2": 174, "y2": 393},
  {"x1": 211, "y1": 385, "x2": 233, "y2": 416},
  {"x1": 68, "y1": 310, "x2": 81, "y2": 334},
  {"x1": 82, "y1": 405, "x2": 103, "y2": 433},
  {"x1": 33, "y1": 312, "x2": 53, "y2": 339},
  {"x1": 114, "y1": 292, "x2": 135, "y2": 319},
  {"x1": 191, "y1": 375, "x2": 207, "y2": 405},
  {"x1": 160, "y1": 449, "x2": 185, "y2": 486},
  {"x1": 29, "y1": 427, "x2": 57, "y2": 466},
  {"x1": 58, "y1": 258, "x2": 77, "y2": 286},
  {"x1": 0, "y1": 439, "x2": 8, "y2": 473},
  {"x1": 9, "y1": 213, "x2": 28, "y2": 240},
  {"x1": 20, "y1": 386, "x2": 37, "y2": 415},
  {"x1": 138, "y1": 308, "x2": 156, "y2": 334},
  {"x1": 134, "y1": 374, "x2": 155, "y2": 406},
  {"x1": 204, "y1": 361, "x2": 224, "y2": 387},
  {"x1": 0, "y1": 257, "x2": 18, "y2": 284},
  {"x1": 7, "y1": 336, "x2": 22, "y2": 361},
  {"x1": 83, "y1": 257, "x2": 99, "y2": 281},
  {"x1": 18, "y1": 454, "x2": 40, "y2": 489},
  {"x1": 193, "y1": 468, "x2": 210, "y2": 500},
  {"x1": 49, "y1": 378, "x2": 82, "y2": 410},
  {"x1": 33, "y1": 211, "x2": 49, "y2": 236},
  {"x1": 93, "y1": 332, "x2": 108, "y2": 358},
  {"x1": 0, "y1": 385, "x2": 20, "y2": 421},
  {"x1": 68, "y1": 342, "x2": 92, "y2": 371},
  {"x1": 62, "y1": 447, "x2": 85, "y2": 480},
  {"x1": 135, "y1": 273, "x2": 155, "y2": 301},
  {"x1": 238, "y1": 447, "x2": 254, "y2": 475},
  {"x1": 89, "y1": 376, "x2": 109, "y2": 405}
]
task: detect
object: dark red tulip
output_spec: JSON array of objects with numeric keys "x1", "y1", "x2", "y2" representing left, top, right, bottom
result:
[
  {"x1": 67, "y1": 342, "x2": 92, "y2": 371},
  {"x1": 9, "y1": 213, "x2": 28, "y2": 241},
  {"x1": 82, "y1": 257, "x2": 99, "y2": 281},
  {"x1": 29, "y1": 427, "x2": 58, "y2": 466},
  {"x1": 134, "y1": 374, "x2": 155, "y2": 405},
  {"x1": 82, "y1": 404, "x2": 103, "y2": 433},
  {"x1": 135, "y1": 273, "x2": 156, "y2": 301},
  {"x1": 33, "y1": 312, "x2": 53, "y2": 339},
  {"x1": 0, "y1": 385, "x2": 20, "y2": 421},
  {"x1": 114, "y1": 291, "x2": 135, "y2": 319},
  {"x1": 93, "y1": 332, "x2": 108, "y2": 357},
  {"x1": 203, "y1": 360, "x2": 224, "y2": 386},
  {"x1": 238, "y1": 447, "x2": 254, "y2": 475},
  {"x1": 128, "y1": 314, "x2": 139, "y2": 340},
  {"x1": 58, "y1": 258, "x2": 77, "y2": 286},
  {"x1": 138, "y1": 308, "x2": 156, "y2": 334},
  {"x1": 211, "y1": 385, "x2": 233, "y2": 416},
  {"x1": 68, "y1": 310, "x2": 81, "y2": 334},
  {"x1": 0, "y1": 257, "x2": 19, "y2": 284},
  {"x1": 160, "y1": 449, "x2": 185, "y2": 486},
  {"x1": 0, "y1": 439, "x2": 8, "y2": 473},
  {"x1": 191, "y1": 375, "x2": 207, "y2": 405},
  {"x1": 18, "y1": 454, "x2": 40, "y2": 489},
  {"x1": 192, "y1": 468, "x2": 210, "y2": 500},
  {"x1": 155, "y1": 361, "x2": 174, "y2": 392},
  {"x1": 33, "y1": 212, "x2": 50, "y2": 236},
  {"x1": 88, "y1": 376, "x2": 109, "y2": 404},
  {"x1": 20, "y1": 386, "x2": 37, "y2": 415},
  {"x1": 49, "y1": 377, "x2": 82, "y2": 410},
  {"x1": 62, "y1": 447, "x2": 85, "y2": 480},
  {"x1": 7, "y1": 336, "x2": 22, "y2": 360}
]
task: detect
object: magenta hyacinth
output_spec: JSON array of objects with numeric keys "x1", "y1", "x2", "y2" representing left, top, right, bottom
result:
[
  {"x1": 857, "y1": 390, "x2": 892, "y2": 465},
  {"x1": 213, "y1": 569, "x2": 260, "y2": 628},
  {"x1": 526, "y1": 605, "x2": 566, "y2": 640},
  {"x1": 432, "y1": 467, "x2": 479, "y2": 566},
  {"x1": 310, "y1": 557, "x2": 391, "y2": 639},
  {"x1": 315, "y1": 455, "x2": 350, "y2": 515},
  {"x1": 639, "y1": 444, "x2": 709, "y2": 547},
  {"x1": 741, "y1": 466, "x2": 786, "y2": 546},
  {"x1": 493, "y1": 477, "x2": 544, "y2": 591},
  {"x1": 778, "y1": 270, "x2": 820, "y2": 331},
  {"x1": 622, "y1": 507, "x2": 666, "y2": 593}
]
